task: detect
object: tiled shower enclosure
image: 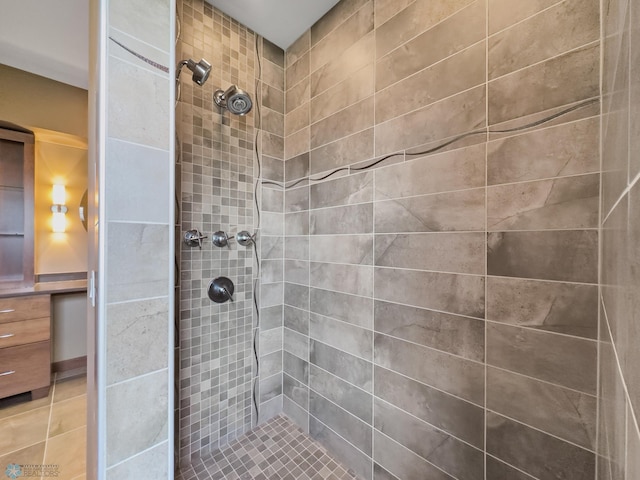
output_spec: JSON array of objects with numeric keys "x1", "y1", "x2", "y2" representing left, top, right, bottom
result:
[{"x1": 174, "y1": 0, "x2": 640, "y2": 479}]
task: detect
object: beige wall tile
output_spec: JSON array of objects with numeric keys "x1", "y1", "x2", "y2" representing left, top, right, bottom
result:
[
  {"x1": 310, "y1": 2, "x2": 374, "y2": 73},
  {"x1": 311, "y1": 0, "x2": 370, "y2": 46},
  {"x1": 376, "y1": 0, "x2": 477, "y2": 59},
  {"x1": 488, "y1": 43, "x2": 600, "y2": 125},
  {"x1": 488, "y1": 0, "x2": 561, "y2": 34},
  {"x1": 309, "y1": 128, "x2": 374, "y2": 174},
  {"x1": 487, "y1": 116, "x2": 600, "y2": 185},
  {"x1": 374, "y1": 0, "x2": 416, "y2": 28},
  {"x1": 489, "y1": 0, "x2": 599, "y2": 79},
  {"x1": 311, "y1": 97, "x2": 374, "y2": 149},
  {"x1": 310, "y1": 33, "x2": 375, "y2": 97},
  {"x1": 375, "y1": 85, "x2": 485, "y2": 155},
  {"x1": 375, "y1": 143, "x2": 486, "y2": 199},
  {"x1": 487, "y1": 174, "x2": 600, "y2": 230},
  {"x1": 374, "y1": 232, "x2": 485, "y2": 274},
  {"x1": 311, "y1": 63, "x2": 374, "y2": 124},
  {"x1": 376, "y1": 41, "x2": 485, "y2": 124}
]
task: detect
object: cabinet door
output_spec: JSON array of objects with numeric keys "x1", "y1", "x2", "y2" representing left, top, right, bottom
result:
[{"x1": 0, "y1": 127, "x2": 35, "y2": 288}]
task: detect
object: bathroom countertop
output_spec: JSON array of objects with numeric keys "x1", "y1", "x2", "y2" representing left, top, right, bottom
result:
[{"x1": 0, "y1": 279, "x2": 87, "y2": 298}]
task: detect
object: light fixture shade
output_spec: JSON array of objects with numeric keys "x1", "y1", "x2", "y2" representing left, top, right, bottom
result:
[
  {"x1": 52, "y1": 211, "x2": 66, "y2": 233},
  {"x1": 52, "y1": 184, "x2": 66, "y2": 205}
]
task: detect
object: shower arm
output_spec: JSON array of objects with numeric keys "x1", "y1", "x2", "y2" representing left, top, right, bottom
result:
[{"x1": 175, "y1": 60, "x2": 189, "y2": 81}]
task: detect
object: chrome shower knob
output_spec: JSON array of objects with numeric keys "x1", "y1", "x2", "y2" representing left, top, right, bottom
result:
[
  {"x1": 212, "y1": 231, "x2": 233, "y2": 248},
  {"x1": 184, "y1": 229, "x2": 208, "y2": 249},
  {"x1": 236, "y1": 230, "x2": 256, "y2": 247}
]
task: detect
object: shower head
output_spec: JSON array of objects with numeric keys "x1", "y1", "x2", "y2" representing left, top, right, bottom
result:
[
  {"x1": 176, "y1": 58, "x2": 211, "y2": 86},
  {"x1": 213, "y1": 85, "x2": 253, "y2": 115}
]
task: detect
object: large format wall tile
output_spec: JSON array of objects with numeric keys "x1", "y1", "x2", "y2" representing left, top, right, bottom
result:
[
  {"x1": 310, "y1": 392, "x2": 372, "y2": 455},
  {"x1": 310, "y1": 287, "x2": 373, "y2": 328},
  {"x1": 311, "y1": 64, "x2": 374, "y2": 124},
  {"x1": 374, "y1": 367, "x2": 484, "y2": 448},
  {"x1": 309, "y1": 365, "x2": 372, "y2": 423},
  {"x1": 376, "y1": 0, "x2": 484, "y2": 89},
  {"x1": 487, "y1": 174, "x2": 600, "y2": 231},
  {"x1": 310, "y1": 171, "x2": 373, "y2": 208},
  {"x1": 487, "y1": 367, "x2": 597, "y2": 449},
  {"x1": 375, "y1": 0, "x2": 476, "y2": 59},
  {"x1": 311, "y1": 0, "x2": 370, "y2": 46},
  {"x1": 486, "y1": 412, "x2": 595, "y2": 480},
  {"x1": 310, "y1": 262, "x2": 373, "y2": 297},
  {"x1": 310, "y1": 97, "x2": 374, "y2": 149},
  {"x1": 310, "y1": 129, "x2": 375, "y2": 174},
  {"x1": 311, "y1": 33, "x2": 375, "y2": 97},
  {"x1": 374, "y1": 334, "x2": 484, "y2": 404},
  {"x1": 488, "y1": 43, "x2": 600, "y2": 125},
  {"x1": 309, "y1": 416, "x2": 373, "y2": 480},
  {"x1": 374, "y1": 300, "x2": 485, "y2": 361},
  {"x1": 311, "y1": 340, "x2": 373, "y2": 392},
  {"x1": 486, "y1": 277, "x2": 598, "y2": 338},
  {"x1": 374, "y1": 232, "x2": 485, "y2": 274},
  {"x1": 373, "y1": 431, "x2": 456, "y2": 480},
  {"x1": 487, "y1": 117, "x2": 600, "y2": 185},
  {"x1": 310, "y1": 313, "x2": 373, "y2": 360},
  {"x1": 374, "y1": 399, "x2": 483, "y2": 480},
  {"x1": 375, "y1": 85, "x2": 486, "y2": 156},
  {"x1": 488, "y1": 0, "x2": 561, "y2": 34},
  {"x1": 488, "y1": 0, "x2": 599, "y2": 79},
  {"x1": 106, "y1": 298, "x2": 169, "y2": 384},
  {"x1": 376, "y1": 41, "x2": 486, "y2": 124},
  {"x1": 310, "y1": 1, "x2": 374, "y2": 73},
  {"x1": 375, "y1": 268, "x2": 485, "y2": 318},
  {"x1": 487, "y1": 230, "x2": 598, "y2": 283},
  {"x1": 107, "y1": 223, "x2": 169, "y2": 303},
  {"x1": 281, "y1": 0, "x2": 605, "y2": 477},
  {"x1": 310, "y1": 203, "x2": 373, "y2": 234},
  {"x1": 487, "y1": 323, "x2": 597, "y2": 394},
  {"x1": 374, "y1": 144, "x2": 486, "y2": 200},
  {"x1": 106, "y1": 371, "x2": 168, "y2": 466},
  {"x1": 375, "y1": 189, "x2": 486, "y2": 233}
]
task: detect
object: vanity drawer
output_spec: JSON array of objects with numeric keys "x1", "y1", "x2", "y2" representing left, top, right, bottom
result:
[
  {"x1": 0, "y1": 295, "x2": 50, "y2": 324},
  {"x1": 0, "y1": 341, "x2": 50, "y2": 399},
  {"x1": 0, "y1": 317, "x2": 50, "y2": 348}
]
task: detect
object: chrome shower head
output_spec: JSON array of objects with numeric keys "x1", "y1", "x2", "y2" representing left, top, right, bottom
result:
[
  {"x1": 213, "y1": 85, "x2": 253, "y2": 115},
  {"x1": 176, "y1": 58, "x2": 211, "y2": 86}
]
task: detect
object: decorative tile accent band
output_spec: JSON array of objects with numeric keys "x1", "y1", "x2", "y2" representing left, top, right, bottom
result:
[
  {"x1": 264, "y1": 97, "x2": 599, "y2": 190},
  {"x1": 109, "y1": 36, "x2": 170, "y2": 74}
]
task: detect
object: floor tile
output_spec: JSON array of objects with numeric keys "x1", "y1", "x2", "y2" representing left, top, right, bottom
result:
[{"x1": 49, "y1": 394, "x2": 87, "y2": 438}]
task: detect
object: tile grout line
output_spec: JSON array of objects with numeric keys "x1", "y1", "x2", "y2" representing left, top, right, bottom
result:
[
  {"x1": 371, "y1": 9, "x2": 377, "y2": 476},
  {"x1": 484, "y1": 0, "x2": 490, "y2": 476},
  {"x1": 41, "y1": 373, "x2": 57, "y2": 471}
]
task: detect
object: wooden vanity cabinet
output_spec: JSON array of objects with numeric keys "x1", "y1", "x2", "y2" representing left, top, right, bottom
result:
[{"x1": 0, "y1": 294, "x2": 51, "y2": 399}]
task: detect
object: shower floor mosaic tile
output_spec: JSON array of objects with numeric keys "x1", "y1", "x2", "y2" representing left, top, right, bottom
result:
[{"x1": 177, "y1": 415, "x2": 361, "y2": 480}]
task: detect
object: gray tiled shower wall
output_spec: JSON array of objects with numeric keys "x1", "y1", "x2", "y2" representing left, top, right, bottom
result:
[
  {"x1": 281, "y1": 0, "x2": 603, "y2": 479},
  {"x1": 598, "y1": 0, "x2": 640, "y2": 478},
  {"x1": 176, "y1": 0, "x2": 286, "y2": 465}
]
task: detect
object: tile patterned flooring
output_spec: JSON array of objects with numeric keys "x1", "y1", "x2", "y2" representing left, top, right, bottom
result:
[
  {"x1": 0, "y1": 372, "x2": 87, "y2": 480},
  {"x1": 178, "y1": 415, "x2": 361, "y2": 480}
]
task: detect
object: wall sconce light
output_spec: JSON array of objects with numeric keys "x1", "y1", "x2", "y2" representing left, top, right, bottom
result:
[{"x1": 51, "y1": 184, "x2": 68, "y2": 233}]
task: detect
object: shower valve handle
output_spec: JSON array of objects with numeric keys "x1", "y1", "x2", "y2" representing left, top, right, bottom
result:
[
  {"x1": 184, "y1": 229, "x2": 208, "y2": 249},
  {"x1": 212, "y1": 231, "x2": 234, "y2": 248},
  {"x1": 236, "y1": 230, "x2": 256, "y2": 247}
]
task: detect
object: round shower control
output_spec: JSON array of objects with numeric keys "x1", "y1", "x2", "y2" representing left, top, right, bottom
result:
[{"x1": 208, "y1": 277, "x2": 235, "y2": 303}]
